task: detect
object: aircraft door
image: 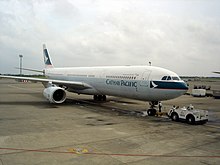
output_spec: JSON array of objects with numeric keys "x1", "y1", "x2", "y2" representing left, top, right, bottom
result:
[{"x1": 140, "y1": 70, "x2": 151, "y2": 87}]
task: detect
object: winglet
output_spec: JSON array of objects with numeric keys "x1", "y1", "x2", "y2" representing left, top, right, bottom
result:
[{"x1": 43, "y1": 44, "x2": 53, "y2": 68}]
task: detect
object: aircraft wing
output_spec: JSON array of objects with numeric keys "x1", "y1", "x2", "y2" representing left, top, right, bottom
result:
[{"x1": 0, "y1": 75, "x2": 91, "y2": 90}]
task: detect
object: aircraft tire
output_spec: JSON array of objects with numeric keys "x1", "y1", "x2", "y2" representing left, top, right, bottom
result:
[
  {"x1": 97, "y1": 95, "x2": 103, "y2": 101},
  {"x1": 93, "y1": 95, "x2": 98, "y2": 101},
  {"x1": 147, "y1": 109, "x2": 156, "y2": 116},
  {"x1": 94, "y1": 95, "x2": 107, "y2": 101},
  {"x1": 102, "y1": 95, "x2": 106, "y2": 101}
]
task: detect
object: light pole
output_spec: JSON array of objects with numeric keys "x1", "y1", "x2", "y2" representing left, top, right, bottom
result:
[{"x1": 19, "y1": 55, "x2": 23, "y2": 75}]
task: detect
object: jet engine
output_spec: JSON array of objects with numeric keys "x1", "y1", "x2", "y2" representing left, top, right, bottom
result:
[{"x1": 43, "y1": 86, "x2": 66, "y2": 104}]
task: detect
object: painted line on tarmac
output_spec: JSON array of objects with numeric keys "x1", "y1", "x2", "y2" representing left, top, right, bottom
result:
[{"x1": 0, "y1": 147, "x2": 219, "y2": 158}]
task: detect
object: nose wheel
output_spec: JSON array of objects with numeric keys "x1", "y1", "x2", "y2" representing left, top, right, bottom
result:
[
  {"x1": 147, "y1": 108, "x2": 157, "y2": 116},
  {"x1": 147, "y1": 101, "x2": 158, "y2": 116}
]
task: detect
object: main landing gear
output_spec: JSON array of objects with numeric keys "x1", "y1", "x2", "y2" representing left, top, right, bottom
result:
[
  {"x1": 147, "y1": 101, "x2": 158, "y2": 116},
  {"x1": 93, "y1": 95, "x2": 107, "y2": 101}
]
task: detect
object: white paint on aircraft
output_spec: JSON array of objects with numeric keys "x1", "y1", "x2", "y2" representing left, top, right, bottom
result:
[{"x1": 0, "y1": 44, "x2": 188, "y2": 104}]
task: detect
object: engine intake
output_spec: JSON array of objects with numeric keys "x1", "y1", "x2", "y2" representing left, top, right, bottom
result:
[{"x1": 43, "y1": 86, "x2": 66, "y2": 104}]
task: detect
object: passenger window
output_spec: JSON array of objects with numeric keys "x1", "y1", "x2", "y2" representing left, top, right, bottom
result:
[
  {"x1": 167, "y1": 76, "x2": 171, "y2": 80},
  {"x1": 162, "y1": 76, "x2": 167, "y2": 80}
]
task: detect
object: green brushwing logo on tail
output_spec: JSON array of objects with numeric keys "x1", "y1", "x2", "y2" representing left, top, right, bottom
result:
[
  {"x1": 43, "y1": 44, "x2": 53, "y2": 67},
  {"x1": 44, "y1": 49, "x2": 52, "y2": 65}
]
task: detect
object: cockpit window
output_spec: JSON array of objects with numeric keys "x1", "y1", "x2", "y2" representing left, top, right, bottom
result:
[
  {"x1": 162, "y1": 76, "x2": 180, "y2": 81},
  {"x1": 172, "y1": 76, "x2": 180, "y2": 81},
  {"x1": 162, "y1": 76, "x2": 167, "y2": 80}
]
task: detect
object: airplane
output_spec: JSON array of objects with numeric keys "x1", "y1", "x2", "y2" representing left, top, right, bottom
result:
[
  {"x1": 0, "y1": 44, "x2": 188, "y2": 116},
  {"x1": 213, "y1": 71, "x2": 220, "y2": 74}
]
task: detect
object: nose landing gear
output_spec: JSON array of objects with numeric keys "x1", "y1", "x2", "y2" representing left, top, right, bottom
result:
[{"x1": 147, "y1": 101, "x2": 158, "y2": 116}]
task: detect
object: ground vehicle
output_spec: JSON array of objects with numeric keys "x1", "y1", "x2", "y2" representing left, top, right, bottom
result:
[{"x1": 167, "y1": 105, "x2": 208, "y2": 124}]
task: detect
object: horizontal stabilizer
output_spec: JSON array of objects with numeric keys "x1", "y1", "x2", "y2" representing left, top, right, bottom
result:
[{"x1": 15, "y1": 67, "x2": 44, "y2": 74}]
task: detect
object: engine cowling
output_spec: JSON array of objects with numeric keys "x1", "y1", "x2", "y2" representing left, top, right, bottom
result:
[{"x1": 43, "y1": 86, "x2": 66, "y2": 104}]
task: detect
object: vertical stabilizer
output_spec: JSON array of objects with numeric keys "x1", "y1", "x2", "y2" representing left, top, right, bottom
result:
[{"x1": 43, "y1": 44, "x2": 53, "y2": 68}]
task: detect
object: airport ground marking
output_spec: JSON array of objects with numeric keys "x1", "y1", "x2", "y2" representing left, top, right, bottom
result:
[
  {"x1": 68, "y1": 148, "x2": 88, "y2": 154},
  {"x1": 0, "y1": 147, "x2": 220, "y2": 158}
]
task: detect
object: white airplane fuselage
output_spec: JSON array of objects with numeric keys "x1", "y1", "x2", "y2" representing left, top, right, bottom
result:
[
  {"x1": 45, "y1": 65, "x2": 188, "y2": 102},
  {"x1": 0, "y1": 44, "x2": 188, "y2": 106}
]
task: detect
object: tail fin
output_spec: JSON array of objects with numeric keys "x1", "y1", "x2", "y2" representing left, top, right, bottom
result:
[{"x1": 43, "y1": 44, "x2": 53, "y2": 68}]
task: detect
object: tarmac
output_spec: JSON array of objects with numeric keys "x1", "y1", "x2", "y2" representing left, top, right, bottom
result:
[{"x1": 0, "y1": 79, "x2": 220, "y2": 165}]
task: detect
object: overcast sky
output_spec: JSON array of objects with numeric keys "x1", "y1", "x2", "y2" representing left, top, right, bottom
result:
[{"x1": 0, "y1": 0, "x2": 219, "y2": 76}]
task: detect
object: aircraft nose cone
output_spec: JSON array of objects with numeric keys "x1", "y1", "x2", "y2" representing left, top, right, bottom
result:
[
  {"x1": 183, "y1": 82, "x2": 189, "y2": 90},
  {"x1": 181, "y1": 82, "x2": 189, "y2": 94}
]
